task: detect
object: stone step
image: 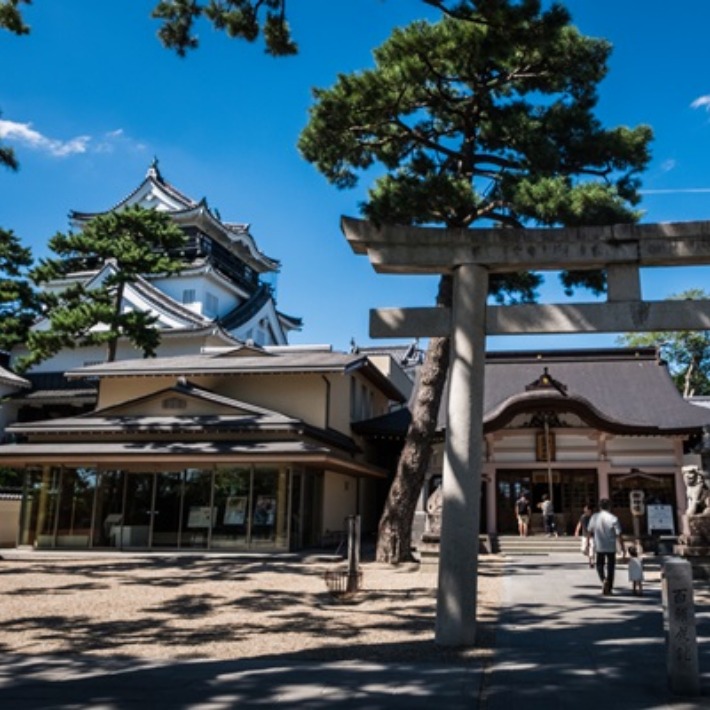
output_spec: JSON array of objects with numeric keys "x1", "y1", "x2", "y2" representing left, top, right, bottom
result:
[
  {"x1": 496, "y1": 535, "x2": 583, "y2": 555},
  {"x1": 416, "y1": 535, "x2": 584, "y2": 568}
]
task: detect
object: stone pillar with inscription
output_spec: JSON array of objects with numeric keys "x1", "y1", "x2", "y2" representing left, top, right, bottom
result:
[{"x1": 662, "y1": 558, "x2": 700, "y2": 697}]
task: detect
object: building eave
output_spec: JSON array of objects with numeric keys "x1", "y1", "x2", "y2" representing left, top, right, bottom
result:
[{"x1": 0, "y1": 441, "x2": 386, "y2": 478}]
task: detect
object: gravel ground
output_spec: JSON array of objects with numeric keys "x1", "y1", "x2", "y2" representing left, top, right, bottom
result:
[{"x1": 0, "y1": 552, "x2": 503, "y2": 664}]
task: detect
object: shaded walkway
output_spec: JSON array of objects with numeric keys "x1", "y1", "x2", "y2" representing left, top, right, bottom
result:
[
  {"x1": 0, "y1": 552, "x2": 707, "y2": 708},
  {"x1": 485, "y1": 553, "x2": 709, "y2": 709}
]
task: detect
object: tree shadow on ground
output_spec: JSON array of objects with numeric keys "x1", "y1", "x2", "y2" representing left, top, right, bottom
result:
[
  {"x1": 0, "y1": 554, "x2": 499, "y2": 662},
  {"x1": 482, "y1": 555, "x2": 710, "y2": 708},
  {"x1": 0, "y1": 648, "x2": 489, "y2": 710}
]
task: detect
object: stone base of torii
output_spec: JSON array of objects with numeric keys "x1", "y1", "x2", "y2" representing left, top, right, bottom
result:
[{"x1": 341, "y1": 216, "x2": 710, "y2": 647}]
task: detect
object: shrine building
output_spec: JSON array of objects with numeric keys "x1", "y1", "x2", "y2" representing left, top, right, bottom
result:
[{"x1": 356, "y1": 347, "x2": 710, "y2": 544}]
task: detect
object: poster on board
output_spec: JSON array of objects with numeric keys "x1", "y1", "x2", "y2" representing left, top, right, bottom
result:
[
  {"x1": 254, "y1": 496, "x2": 276, "y2": 526},
  {"x1": 224, "y1": 496, "x2": 247, "y2": 525},
  {"x1": 647, "y1": 504, "x2": 675, "y2": 534}
]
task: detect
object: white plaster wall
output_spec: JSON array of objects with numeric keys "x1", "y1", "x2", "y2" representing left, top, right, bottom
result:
[
  {"x1": 491, "y1": 432, "x2": 537, "y2": 463},
  {"x1": 322, "y1": 471, "x2": 358, "y2": 534},
  {"x1": 13, "y1": 334, "x2": 228, "y2": 376},
  {"x1": 605, "y1": 436, "x2": 678, "y2": 468},
  {"x1": 554, "y1": 432, "x2": 598, "y2": 462},
  {"x1": 154, "y1": 273, "x2": 242, "y2": 319},
  {"x1": 0, "y1": 384, "x2": 22, "y2": 438},
  {"x1": 238, "y1": 300, "x2": 288, "y2": 346},
  {"x1": 490, "y1": 430, "x2": 679, "y2": 468}
]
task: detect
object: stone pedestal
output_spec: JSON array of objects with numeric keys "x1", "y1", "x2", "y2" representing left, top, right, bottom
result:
[
  {"x1": 419, "y1": 532, "x2": 440, "y2": 573},
  {"x1": 674, "y1": 514, "x2": 710, "y2": 579}
]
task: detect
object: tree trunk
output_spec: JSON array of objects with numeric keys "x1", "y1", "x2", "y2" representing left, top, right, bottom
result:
[
  {"x1": 683, "y1": 359, "x2": 697, "y2": 399},
  {"x1": 106, "y1": 280, "x2": 124, "y2": 363},
  {"x1": 375, "y1": 275, "x2": 452, "y2": 564}
]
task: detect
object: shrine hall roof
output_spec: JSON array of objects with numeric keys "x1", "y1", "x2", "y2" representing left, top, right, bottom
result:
[{"x1": 354, "y1": 347, "x2": 710, "y2": 438}]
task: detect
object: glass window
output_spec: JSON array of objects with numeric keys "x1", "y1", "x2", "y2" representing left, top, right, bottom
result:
[
  {"x1": 181, "y1": 468, "x2": 213, "y2": 549},
  {"x1": 121, "y1": 473, "x2": 153, "y2": 548},
  {"x1": 152, "y1": 471, "x2": 184, "y2": 548},
  {"x1": 252, "y1": 467, "x2": 289, "y2": 549},
  {"x1": 92, "y1": 470, "x2": 124, "y2": 548},
  {"x1": 212, "y1": 467, "x2": 251, "y2": 550},
  {"x1": 19, "y1": 467, "x2": 53, "y2": 547},
  {"x1": 55, "y1": 467, "x2": 97, "y2": 548},
  {"x1": 205, "y1": 292, "x2": 219, "y2": 317}
]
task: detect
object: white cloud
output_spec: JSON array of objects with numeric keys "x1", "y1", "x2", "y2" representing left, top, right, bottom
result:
[
  {"x1": 691, "y1": 95, "x2": 710, "y2": 111},
  {"x1": 94, "y1": 128, "x2": 147, "y2": 154},
  {"x1": 0, "y1": 119, "x2": 90, "y2": 157},
  {"x1": 0, "y1": 119, "x2": 147, "y2": 158},
  {"x1": 660, "y1": 159, "x2": 676, "y2": 173}
]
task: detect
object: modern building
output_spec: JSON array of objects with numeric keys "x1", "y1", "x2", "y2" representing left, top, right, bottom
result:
[{"x1": 0, "y1": 345, "x2": 412, "y2": 552}]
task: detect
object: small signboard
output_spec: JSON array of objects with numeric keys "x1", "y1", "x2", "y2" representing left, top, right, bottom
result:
[
  {"x1": 187, "y1": 506, "x2": 216, "y2": 529},
  {"x1": 647, "y1": 504, "x2": 675, "y2": 534},
  {"x1": 629, "y1": 489, "x2": 646, "y2": 516}
]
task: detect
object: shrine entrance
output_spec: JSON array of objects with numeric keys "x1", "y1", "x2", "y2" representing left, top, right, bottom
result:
[{"x1": 496, "y1": 469, "x2": 598, "y2": 535}]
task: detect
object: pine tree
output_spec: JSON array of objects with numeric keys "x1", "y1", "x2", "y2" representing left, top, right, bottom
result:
[
  {"x1": 299, "y1": 1, "x2": 652, "y2": 562},
  {"x1": 0, "y1": 228, "x2": 37, "y2": 354},
  {"x1": 23, "y1": 206, "x2": 187, "y2": 370}
]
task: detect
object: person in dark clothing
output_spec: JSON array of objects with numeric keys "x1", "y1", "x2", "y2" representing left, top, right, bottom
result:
[{"x1": 515, "y1": 492, "x2": 531, "y2": 537}]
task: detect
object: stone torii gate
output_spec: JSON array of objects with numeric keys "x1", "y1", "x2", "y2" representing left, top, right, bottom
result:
[{"x1": 341, "y1": 216, "x2": 710, "y2": 647}]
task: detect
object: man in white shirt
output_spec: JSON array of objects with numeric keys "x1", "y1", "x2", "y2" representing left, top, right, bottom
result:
[{"x1": 587, "y1": 498, "x2": 626, "y2": 595}]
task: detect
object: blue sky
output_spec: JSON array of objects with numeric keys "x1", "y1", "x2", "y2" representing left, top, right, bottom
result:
[{"x1": 2, "y1": 1, "x2": 710, "y2": 353}]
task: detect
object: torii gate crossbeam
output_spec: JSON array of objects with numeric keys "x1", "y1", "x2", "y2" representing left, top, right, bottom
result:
[{"x1": 341, "y1": 216, "x2": 710, "y2": 647}]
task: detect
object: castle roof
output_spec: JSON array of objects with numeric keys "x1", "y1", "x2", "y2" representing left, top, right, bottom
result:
[{"x1": 69, "y1": 161, "x2": 279, "y2": 274}]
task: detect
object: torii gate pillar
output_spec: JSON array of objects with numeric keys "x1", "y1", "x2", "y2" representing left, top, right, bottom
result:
[
  {"x1": 341, "y1": 215, "x2": 710, "y2": 647},
  {"x1": 436, "y1": 263, "x2": 487, "y2": 645}
]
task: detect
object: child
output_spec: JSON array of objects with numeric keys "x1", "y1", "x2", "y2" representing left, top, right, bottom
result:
[{"x1": 627, "y1": 545, "x2": 644, "y2": 596}]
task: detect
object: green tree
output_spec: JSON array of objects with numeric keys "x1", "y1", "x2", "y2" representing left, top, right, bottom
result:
[
  {"x1": 0, "y1": 0, "x2": 30, "y2": 35},
  {"x1": 0, "y1": 63, "x2": 32, "y2": 351},
  {"x1": 1, "y1": 1, "x2": 505, "y2": 58},
  {"x1": 1, "y1": 0, "x2": 298, "y2": 56},
  {"x1": 299, "y1": 1, "x2": 652, "y2": 562},
  {"x1": 0, "y1": 228, "x2": 38, "y2": 353},
  {"x1": 23, "y1": 206, "x2": 188, "y2": 370},
  {"x1": 617, "y1": 289, "x2": 710, "y2": 398}
]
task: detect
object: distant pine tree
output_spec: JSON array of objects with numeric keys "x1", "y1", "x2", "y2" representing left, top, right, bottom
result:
[{"x1": 618, "y1": 289, "x2": 710, "y2": 398}]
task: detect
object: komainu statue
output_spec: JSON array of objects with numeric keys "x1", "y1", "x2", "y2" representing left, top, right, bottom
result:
[
  {"x1": 426, "y1": 482, "x2": 443, "y2": 536},
  {"x1": 682, "y1": 465, "x2": 710, "y2": 516}
]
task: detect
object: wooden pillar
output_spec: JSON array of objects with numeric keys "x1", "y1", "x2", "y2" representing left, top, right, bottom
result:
[{"x1": 435, "y1": 263, "x2": 488, "y2": 646}]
